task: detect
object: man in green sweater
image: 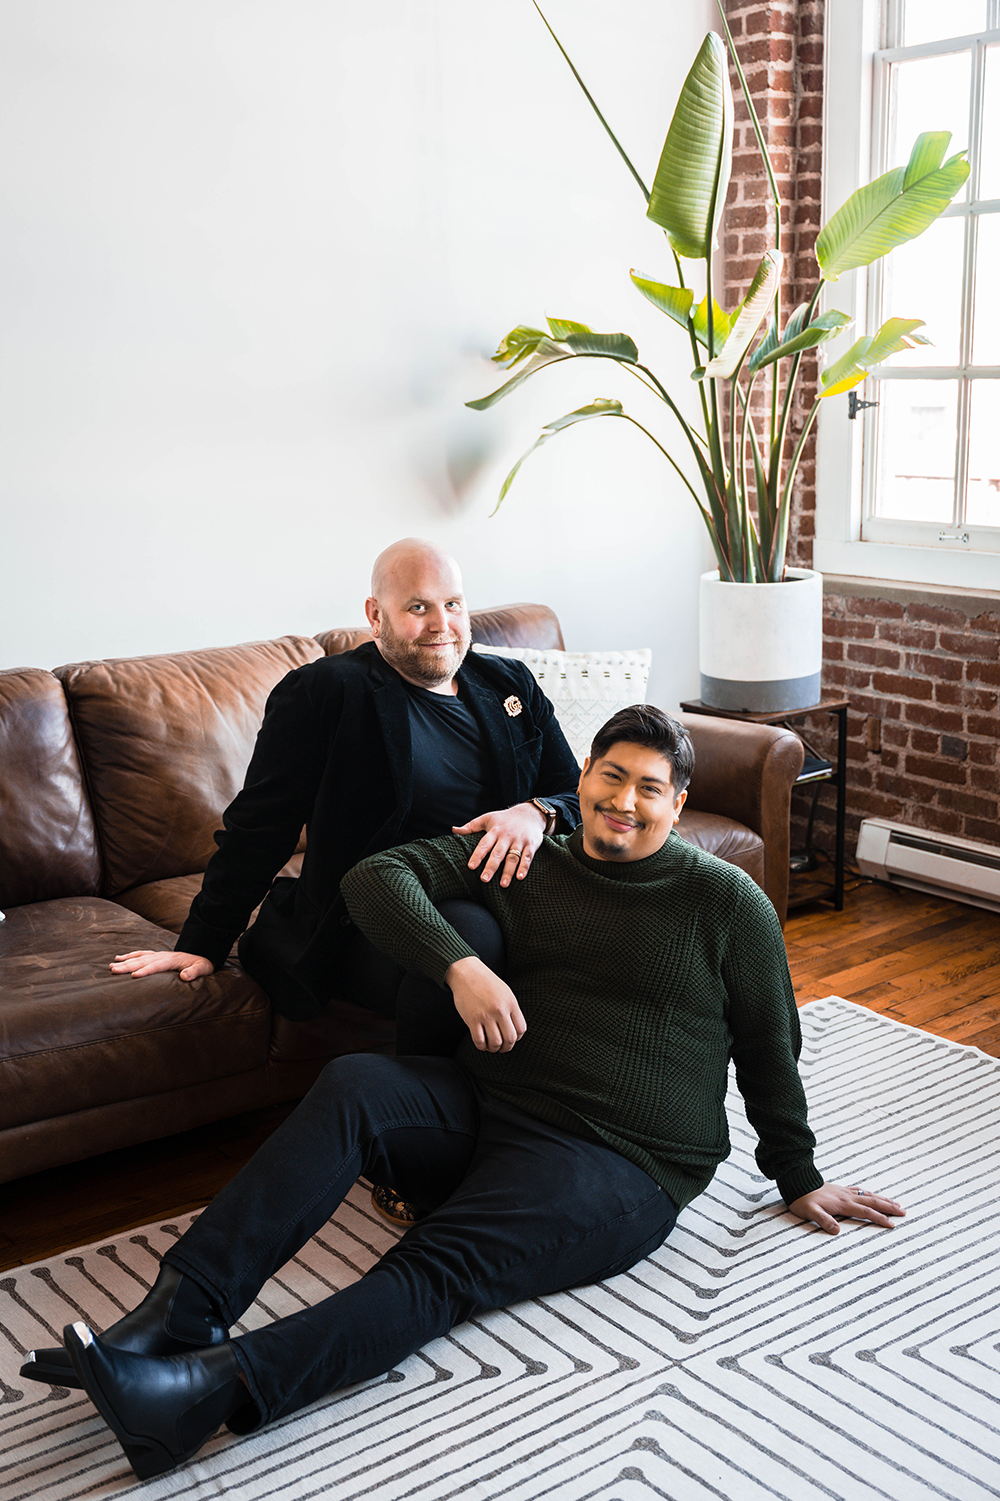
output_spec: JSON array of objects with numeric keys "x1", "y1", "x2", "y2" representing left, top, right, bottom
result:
[{"x1": 38, "y1": 706, "x2": 904, "y2": 1480}]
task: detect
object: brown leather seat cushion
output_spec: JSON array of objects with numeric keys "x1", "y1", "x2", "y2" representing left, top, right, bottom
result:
[
  {"x1": 0, "y1": 898, "x2": 270, "y2": 1131},
  {"x1": 676, "y1": 809, "x2": 765, "y2": 888}
]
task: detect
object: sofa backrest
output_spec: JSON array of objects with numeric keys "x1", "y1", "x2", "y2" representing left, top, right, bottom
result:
[
  {"x1": 0, "y1": 668, "x2": 102, "y2": 906},
  {"x1": 469, "y1": 603, "x2": 565, "y2": 650},
  {"x1": 313, "y1": 603, "x2": 565, "y2": 657},
  {"x1": 5, "y1": 607, "x2": 565, "y2": 907},
  {"x1": 55, "y1": 636, "x2": 323, "y2": 897}
]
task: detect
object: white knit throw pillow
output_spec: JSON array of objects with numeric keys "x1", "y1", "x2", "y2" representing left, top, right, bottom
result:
[{"x1": 472, "y1": 645, "x2": 652, "y2": 767}]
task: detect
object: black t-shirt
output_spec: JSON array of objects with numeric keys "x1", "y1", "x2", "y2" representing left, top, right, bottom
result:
[{"x1": 402, "y1": 681, "x2": 500, "y2": 840}]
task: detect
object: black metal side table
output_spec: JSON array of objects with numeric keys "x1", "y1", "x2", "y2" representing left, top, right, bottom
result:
[{"x1": 679, "y1": 696, "x2": 850, "y2": 911}]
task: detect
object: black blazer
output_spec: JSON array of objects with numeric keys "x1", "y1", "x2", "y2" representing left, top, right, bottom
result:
[{"x1": 177, "y1": 643, "x2": 581, "y2": 1018}]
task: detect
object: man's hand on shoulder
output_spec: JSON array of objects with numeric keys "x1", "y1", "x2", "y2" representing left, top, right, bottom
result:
[
  {"x1": 453, "y1": 801, "x2": 549, "y2": 887},
  {"x1": 110, "y1": 950, "x2": 216, "y2": 982},
  {"x1": 787, "y1": 1182, "x2": 905, "y2": 1235},
  {"x1": 446, "y1": 955, "x2": 526, "y2": 1053}
]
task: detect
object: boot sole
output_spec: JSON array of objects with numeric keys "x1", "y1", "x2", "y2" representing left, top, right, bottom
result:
[
  {"x1": 19, "y1": 1351, "x2": 81, "y2": 1390},
  {"x1": 20, "y1": 1318, "x2": 226, "y2": 1393}
]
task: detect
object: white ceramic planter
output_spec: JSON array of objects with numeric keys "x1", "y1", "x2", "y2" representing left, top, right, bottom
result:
[{"x1": 699, "y1": 568, "x2": 823, "y2": 712}]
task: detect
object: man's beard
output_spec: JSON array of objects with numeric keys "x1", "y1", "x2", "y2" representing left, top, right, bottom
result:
[
  {"x1": 588, "y1": 805, "x2": 643, "y2": 860},
  {"x1": 377, "y1": 618, "x2": 471, "y2": 687},
  {"x1": 587, "y1": 832, "x2": 631, "y2": 860}
]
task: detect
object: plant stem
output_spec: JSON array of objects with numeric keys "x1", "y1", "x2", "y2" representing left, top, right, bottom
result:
[
  {"x1": 738, "y1": 378, "x2": 752, "y2": 557},
  {"x1": 771, "y1": 398, "x2": 821, "y2": 575},
  {"x1": 630, "y1": 363, "x2": 712, "y2": 469},
  {"x1": 701, "y1": 225, "x2": 730, "y2": 555},
  {"x1": 615, "y1": 413, "x2": 728, "y2": 569},
  {"x1": 543, "y1": 349, "x2": 683, "y2": 431},
  {"x1": 717, "y1": 0, "x2": 785, "y2": 548},
  {"x1": 716, "y1": 4, "x2": 781, "y2": 256},
  {"x1": 532, "y1": 2, "x2": 651, "y2": 205},
  {"x1": 726, "y1": 381, "x2": 744, "y2": 575},
  {"x1": 672, "y1": 244, "x2": 713, "y2": 433},
  {"x1": 765, "y1": 286, "x2": 825, "y2": 573}
]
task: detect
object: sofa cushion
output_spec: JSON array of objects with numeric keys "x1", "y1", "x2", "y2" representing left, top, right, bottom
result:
[
  {"x1": 55, "y1": 635, "x2": 323, "y2": 897},
  {"x1": 0, "y1": 898, "x2": 270, "y2": 1130},
  {"x1": 116, "y1": 853, "x2": 305, "y2": 937},
  {"x1": 114, "y1": 873, "x2": 216, "y2": 938},
  {"x1": 472, "y1": 644, "x2": 652, "y2": 766},
  {"x1": 0, "y1": 668, "x2": 101, "y2": 907}
]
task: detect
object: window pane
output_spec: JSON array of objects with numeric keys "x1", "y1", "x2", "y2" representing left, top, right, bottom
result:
[
  {"x1": 981, "y1": 46, "x2": 1000, "y2": 200},
  {"x1": 873, "y1": 380, "x2": 958, "y2": 522},
  {"x1": 900, "y1": 0, "x2": 984, "y2": 45},
  {"x1": 881, "y1": 215, "x2": 964, "y2": 365},
  {"x1": 973, "y1": 215, "x2": 1000, "y2": 364},
  {"x1": 901, "y1": 1, "x2": 986, "y2": 46},
  {"x1": 966, "y1": 383, "x2": 1000, "y2": 526},
  {"x1": 890, "y1": 55, "x2": 971, "y2": 184}
]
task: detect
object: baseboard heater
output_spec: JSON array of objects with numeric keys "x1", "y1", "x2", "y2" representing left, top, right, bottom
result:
[{"x1": 856, "y1": 818, "x2": 1000, "y2": 914}]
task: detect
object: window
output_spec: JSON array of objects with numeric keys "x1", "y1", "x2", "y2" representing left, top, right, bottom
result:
[{"x1": 815, "y1": 0, "x2": 1000, "y2": 589}]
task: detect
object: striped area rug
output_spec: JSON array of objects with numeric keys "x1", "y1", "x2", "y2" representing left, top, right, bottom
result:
[{"x1": 2, "y1": 997, "x2": 998, "y2": 1501}]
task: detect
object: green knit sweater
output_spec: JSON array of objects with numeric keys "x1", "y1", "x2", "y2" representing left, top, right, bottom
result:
[{"x1": 341, "y1": 829, "x2": 823, "y2": 1210}]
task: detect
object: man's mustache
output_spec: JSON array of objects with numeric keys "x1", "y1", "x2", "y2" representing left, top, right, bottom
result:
[{"x1": 595, "y1": 804, "x2": 643, "y2": 830}]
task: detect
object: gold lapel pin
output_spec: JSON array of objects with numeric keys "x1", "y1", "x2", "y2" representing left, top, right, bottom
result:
[{"x1": 503, "y1": 695, "x2": 523, "y2": 718}]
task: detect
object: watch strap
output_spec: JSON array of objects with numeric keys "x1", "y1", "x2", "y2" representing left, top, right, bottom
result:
[{"x1": 530, "y1": 796, "x2": 558, "y2": 834}]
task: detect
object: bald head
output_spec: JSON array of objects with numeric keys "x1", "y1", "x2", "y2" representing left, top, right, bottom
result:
[
  {"x1": 365, "y1": 538, "x2": 471, "y2": 694},
  {"x1": 370, "y1": 538, "x2": 463, "y2": 600}
]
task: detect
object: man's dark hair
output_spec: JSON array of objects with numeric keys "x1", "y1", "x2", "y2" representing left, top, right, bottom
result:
[{"x1": 588, "y1": 705, "x2": 695, "y2": 794}]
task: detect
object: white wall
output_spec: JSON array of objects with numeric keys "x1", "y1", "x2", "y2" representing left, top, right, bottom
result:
[{"x1": 0, "y1": 0, "x2": 715, "y2": 710}]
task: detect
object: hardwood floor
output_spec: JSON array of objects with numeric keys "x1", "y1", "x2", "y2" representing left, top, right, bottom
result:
[
  {"x1": 2, "y1": 875, "x2": 998, "y2": 1272},
  {"x1": 785, "y1": 875, "x2": 1000, "y2": 1054},
  {"x1": 0, "y1": 1100, "x2": 298, "y2": 1274}
]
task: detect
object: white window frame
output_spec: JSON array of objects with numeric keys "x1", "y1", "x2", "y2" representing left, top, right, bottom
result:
[{"x1": 814, "y1": 0, "x2": 1000, "y2": 591}]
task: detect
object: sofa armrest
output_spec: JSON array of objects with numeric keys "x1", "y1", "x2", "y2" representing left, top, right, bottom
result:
[{"x1": 677, "y1": 712, "x2": 804, "y2": 926}]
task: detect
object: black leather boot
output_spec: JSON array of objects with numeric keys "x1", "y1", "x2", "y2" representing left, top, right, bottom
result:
[
  {"x1": 19, "y1": 1263, "x2": 227, "y2": 1389},
  {"x1": 64, "y1": 1321, "x2": 255, "y2": 1480}
]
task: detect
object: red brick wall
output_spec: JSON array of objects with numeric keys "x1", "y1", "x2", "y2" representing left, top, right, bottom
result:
[
  {"x1": 722, "y1": 2, "x2": 1000, "y2": 857},
  {"x1": 819, "y1": 588, "x2": 1000, "y2": 849},
  {"x1": 721, "y1": 0, "x2": 824, "y2": 570}
]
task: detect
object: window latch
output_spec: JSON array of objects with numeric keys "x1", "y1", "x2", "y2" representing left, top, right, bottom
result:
[{"x1": 848, "y1": 392, "x2": 880, "y2": 420}]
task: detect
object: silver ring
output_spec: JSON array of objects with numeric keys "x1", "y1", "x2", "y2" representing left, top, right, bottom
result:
[{"x1": 855, "y1": 1188, "x2": 865, "y2": 1197}]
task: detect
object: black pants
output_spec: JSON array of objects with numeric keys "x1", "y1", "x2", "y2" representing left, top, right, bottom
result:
[
  {"x1": 163, "y1": 1054, "x2": 677, "y2": 1429},
  {"x1": 344, "y1": 899, "x2": 506, "y2": 1056}
]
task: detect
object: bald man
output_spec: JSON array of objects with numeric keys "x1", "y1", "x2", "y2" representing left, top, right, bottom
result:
[{"x1": 111, "y1": 539, "x2": 581, "y2": 1033}]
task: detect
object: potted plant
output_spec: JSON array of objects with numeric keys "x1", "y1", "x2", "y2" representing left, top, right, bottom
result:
[{"x1": 468, "y1": 5, "x2": 969, "y2": 712}]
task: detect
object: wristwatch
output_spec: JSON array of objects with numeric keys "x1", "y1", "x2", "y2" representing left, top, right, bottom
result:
[{"x1": 530, "y1": 796, "x2": 559, "y2": 835}]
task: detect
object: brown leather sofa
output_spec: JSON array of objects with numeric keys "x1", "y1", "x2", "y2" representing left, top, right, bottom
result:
[{"x1": 0, "y1": 604, "x2": 803, "y2": 1187}]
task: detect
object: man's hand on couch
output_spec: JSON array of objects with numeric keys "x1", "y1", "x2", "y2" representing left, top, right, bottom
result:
[{"x1": 110, "y1": 950, "x2": 215, "y2": 982}]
